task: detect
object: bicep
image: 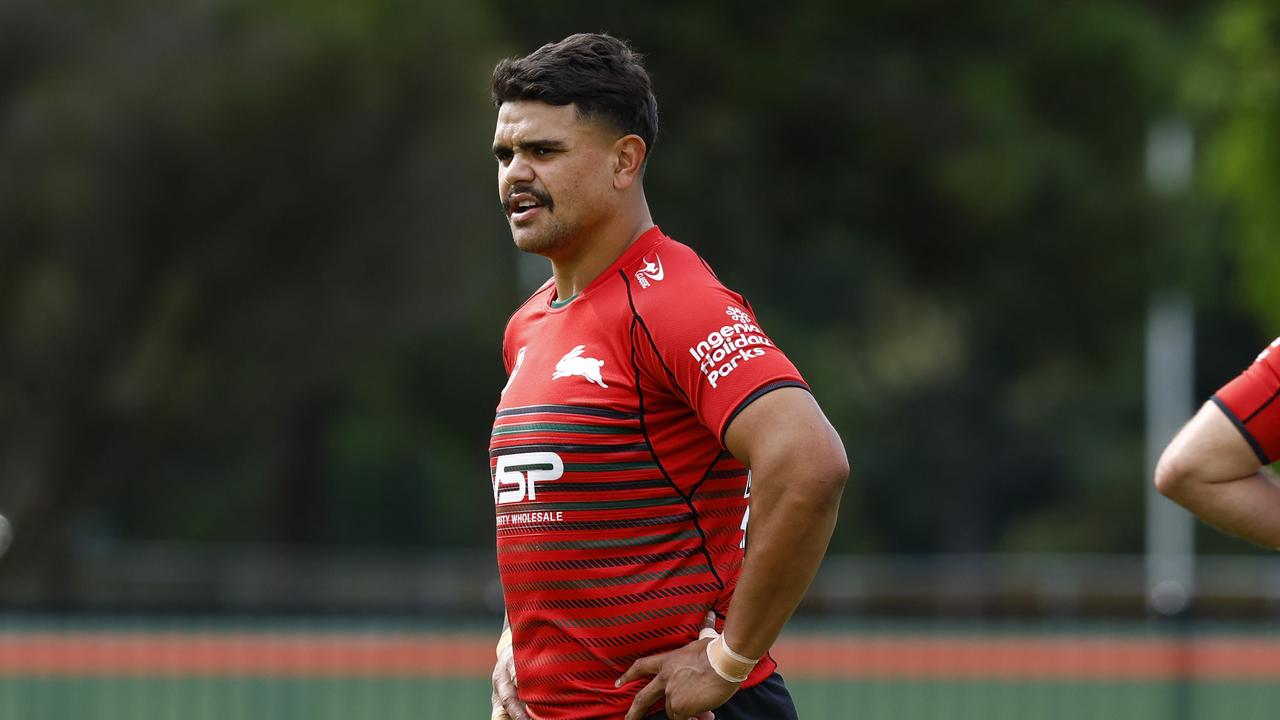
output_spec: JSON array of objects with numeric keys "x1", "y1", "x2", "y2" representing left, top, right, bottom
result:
[{"x1": 723, "y1": 387, "x2": 847, "y2": 479}]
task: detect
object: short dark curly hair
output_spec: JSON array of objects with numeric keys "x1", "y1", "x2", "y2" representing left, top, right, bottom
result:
[{"x1": 491, "y1": 33, "x2": 658, "y2": 159}]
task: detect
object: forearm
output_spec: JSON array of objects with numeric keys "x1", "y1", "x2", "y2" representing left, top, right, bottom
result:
[{"x1": 720, "y1": 468, "x2": 843, "y2": 660}]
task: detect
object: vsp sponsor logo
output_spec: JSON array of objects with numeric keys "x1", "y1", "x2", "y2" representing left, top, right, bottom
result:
[
  {"x1": 687, "y1": 306, "x2": 775, "y2": 389},
  {"x1": 634, "y1": 252, "x2": 664, "y2": 289},
  {"x1": 493, "y1": 451, "x2": 563, "y2": 505}
]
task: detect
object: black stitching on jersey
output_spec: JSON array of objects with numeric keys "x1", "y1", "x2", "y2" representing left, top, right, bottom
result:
[
  {"x1": 691, "y1": 254, "x2": 749, "y2": 313},
  {"x1": 688, "y1": 450, "x2": 729, "y2": 506},
  {"x1": 1212, "y1": 395, "x2": 1271, "y2": 465},
  {"x1": 624, "y1": 274, "x2": 726, "y2": 593},
  {"x1": 1243, "y1": 385, "x2": 1280, "y2": 425},
  {"x1": 619, "y1": 269, "x2": 694, "y2": 406},
  {"x1": 719, "y1": 381, "x2": 811, "y2": 447},
  {"x1": 495, "y1": 404, "x2": 639, "y2": 420},
  {"x1": 537, "y1": 478, "x2": 673, "y2": 494},
  {"x1": 491, "y1": 442, "x2": 652, "y2": 457}
]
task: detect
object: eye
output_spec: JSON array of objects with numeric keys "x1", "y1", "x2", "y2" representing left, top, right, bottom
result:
[
  {"x1": 533, "y1": 147, "x2": 555, "y2": 157},
  {"x1": 494, "y1": 149, "x2": 513, "y2": 163}
]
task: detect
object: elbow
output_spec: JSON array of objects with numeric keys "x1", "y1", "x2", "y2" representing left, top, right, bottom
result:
[
  {"x1": 1153, "y1": 447, "x2": 1192, "y2": 501},
  {"x1": 769, "y1": 442, "x2": 848, "y2": 506},
  {"x1": 830, "y1": 447, "x2": 851, "y2": 493},
  {"x1": 811, "y1": 442, "x2": 850, "y2": 502}
]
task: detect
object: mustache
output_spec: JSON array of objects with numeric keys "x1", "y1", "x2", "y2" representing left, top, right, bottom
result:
[{"x1": 501, "y1": 185, "x2": 554, "y2": 215}]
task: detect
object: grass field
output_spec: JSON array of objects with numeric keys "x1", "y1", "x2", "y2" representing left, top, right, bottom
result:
[{"x1": 4, "y1": 618, "x2": 1280, "y2": 719}]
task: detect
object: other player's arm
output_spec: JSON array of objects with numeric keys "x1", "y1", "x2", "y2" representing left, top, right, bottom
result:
[
  {"x1": 491, "y1": 613, "x2": 530, "y2": 720},
  {"x1": 1154, "y1": 401, "x2": 1280, "y2": 548},
  {"x1": 620, "y1": 387, "x2": 848, "y2": 719}
]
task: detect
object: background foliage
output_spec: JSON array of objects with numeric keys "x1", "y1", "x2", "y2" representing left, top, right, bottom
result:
[{"x1": 1, "y1": 0, "x2": 1277, "y2": 601}]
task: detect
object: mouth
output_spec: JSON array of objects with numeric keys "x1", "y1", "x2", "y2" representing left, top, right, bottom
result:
[{"x1": 504, "y1": 188, "x2": 552, "y2": 224}]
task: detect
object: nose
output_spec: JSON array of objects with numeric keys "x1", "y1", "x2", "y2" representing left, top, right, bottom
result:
[{"x1": 503, "y1": 153, "x2": 534, "y2": 189}]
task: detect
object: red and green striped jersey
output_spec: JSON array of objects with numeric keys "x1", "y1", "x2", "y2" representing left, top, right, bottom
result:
[
  {"x1": 1213, "y1": 337, "x2": 1280, "y2": 464},
  {"x1": 491, "y1": 227, "x2": 808, "y2": 720}
]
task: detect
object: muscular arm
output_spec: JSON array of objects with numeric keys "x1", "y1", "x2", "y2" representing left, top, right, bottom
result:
[
  {"x1": 619, "y1": 387, "x2": 846, "y2": 720},
  {"x1": 719, "y1": 387, "x2": 848, "y2": 658},
  {"x1": 1154, "y1": 400, "x2": 1280, "y2": 548}
]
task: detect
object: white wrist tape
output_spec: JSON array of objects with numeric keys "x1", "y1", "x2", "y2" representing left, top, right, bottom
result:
[{"x1": 705, "y1": 634, "x2": 759, "y2": 683}]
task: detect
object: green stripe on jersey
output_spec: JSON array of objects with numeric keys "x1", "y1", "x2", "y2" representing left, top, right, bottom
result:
[
  {"x1": 561, "y1": 461, "x2": 656, "y2": 473},
  {"x1": 504, "y1": 463, "x2": 556, "y2": 473},
  {"x1": 492, "y1": 422, "x2": 636, "y2": 436},
  {"x1": 510, "y1": 496, "x2": 686, "y2": 512},
  {"x1": 495, "y1": 404, "x2": 637, "y2": 420}
]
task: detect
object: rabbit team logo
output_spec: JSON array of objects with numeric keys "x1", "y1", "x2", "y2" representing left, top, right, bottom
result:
[{"x1": 552, "y1": 345, "x2": 609, "y2": 388}]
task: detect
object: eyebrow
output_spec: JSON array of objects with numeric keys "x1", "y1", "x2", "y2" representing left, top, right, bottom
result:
[{"x1": 491, "y1": 138, "x2": 569, "y2": 155}]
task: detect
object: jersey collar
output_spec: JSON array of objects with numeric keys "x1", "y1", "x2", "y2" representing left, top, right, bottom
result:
[{"x1": 546, "y1": 225, "x2": 667, "y2": 309}]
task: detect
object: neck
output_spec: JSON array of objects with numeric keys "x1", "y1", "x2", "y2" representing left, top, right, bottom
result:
[{"x1": 549, "y1": 199, "x2": 653, "y2": 301}]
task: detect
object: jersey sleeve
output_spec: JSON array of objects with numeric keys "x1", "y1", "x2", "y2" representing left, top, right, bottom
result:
[
  {"x1": 1211, "y1": 337, "x2": 1280, "y2": 464},
  {"x1": 633, "y1": 277, "x2": 808, "y2": 443}
]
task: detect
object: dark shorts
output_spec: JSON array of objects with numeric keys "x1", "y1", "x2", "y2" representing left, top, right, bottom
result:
[{"x1": 644, "y1": 672, "x2": 799, "y2": 720}]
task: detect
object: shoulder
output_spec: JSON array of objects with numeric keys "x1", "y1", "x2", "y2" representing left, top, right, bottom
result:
[
  {"x1": 503, "y1": 279, "x2": 555, "y2": 346},
  {"x1": 620, "y1": 236, "x2": 744, "y2": 316},
  {"x1": 506, "y1": 279, "x2": 554, "y2": 325},
  {"x1": 620, "y1": 235, "x2": 784, "y2": 376}
]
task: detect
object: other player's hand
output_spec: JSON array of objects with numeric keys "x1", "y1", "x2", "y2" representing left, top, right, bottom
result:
[
  {"x1": 616, "y1": 634, "x2": 738, "y2": 720},
  {"x1": 491, "y1": 640, "x2": 529, "y2": 720}
]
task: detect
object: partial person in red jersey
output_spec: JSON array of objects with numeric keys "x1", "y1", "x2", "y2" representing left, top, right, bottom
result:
[
  {"x1": 1155, "y1": 337, "x2": 1280, "y2": 546},
  {"x1": 485, "y1": 33, "x2": 848, "y2": 720}
]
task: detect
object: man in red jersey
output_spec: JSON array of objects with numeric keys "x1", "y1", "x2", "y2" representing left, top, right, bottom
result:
[
  {"x1": 1155, "y1": 337, "x2": 1280, "y2": 546},
  {"x1": 486, "y1": 34, "x2": 848, "y2": 720}
]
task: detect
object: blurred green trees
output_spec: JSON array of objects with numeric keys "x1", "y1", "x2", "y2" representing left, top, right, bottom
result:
[
  {"x1": 1189, "y1": 0, "x2": 1280, "y2": 330},
  {"x1": 0, "y1": 0, "x2": 1274, "y2": 599}
]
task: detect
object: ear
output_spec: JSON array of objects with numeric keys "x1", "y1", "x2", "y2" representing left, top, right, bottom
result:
[{"x1": 611, "y1": 134, "x2": 647, "y2": 190}]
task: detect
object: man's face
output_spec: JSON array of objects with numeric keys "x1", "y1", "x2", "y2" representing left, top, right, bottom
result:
[{"x1": 492, "y1": 101, "x2": 619, "y2": 257}]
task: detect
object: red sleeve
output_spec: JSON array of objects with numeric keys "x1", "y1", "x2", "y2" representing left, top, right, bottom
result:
[
  {"x1": 633, "y1": 277, "x2": 808, "y2": 443},
  {"x1": 1212, "y1": 337, "x2": 1280, "y2": 464}
]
